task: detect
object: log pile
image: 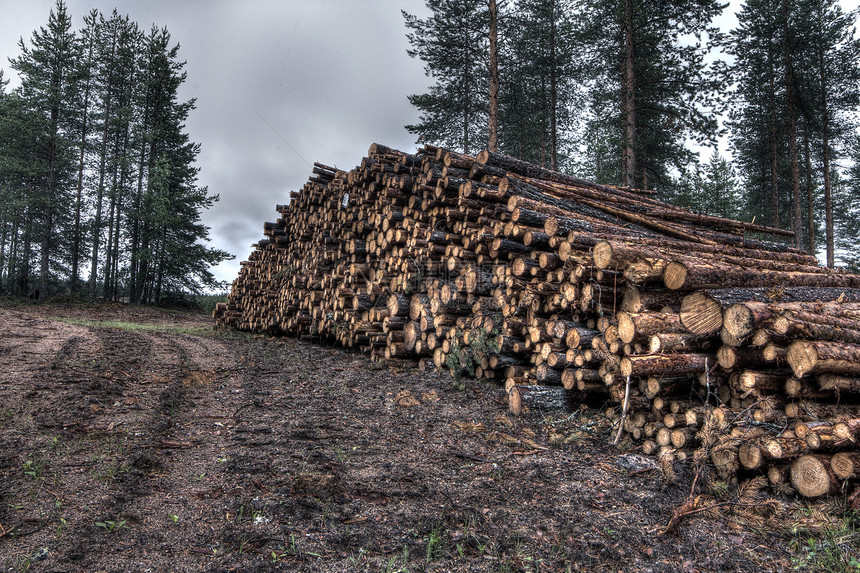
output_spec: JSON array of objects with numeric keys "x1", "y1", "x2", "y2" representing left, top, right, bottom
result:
[{"x1": 214, "y1": 143, "x2": 860, "y2": 498}]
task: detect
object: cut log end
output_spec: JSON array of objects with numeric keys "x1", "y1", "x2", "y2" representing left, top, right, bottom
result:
[
  {"x1": 592, "y1": 240, "x2": 613, "y2": 269},
  {"x1": 679, "y1": 292, "x2": 723, "y2": 334},
  {"x1": 663, "y1": 261, "x2": 688, "y2": 290},
  {"x1": 831, "y1": 452, "x2": 860, "y2": 480},
  {"x1": 738, "y1": 443, "x2": 763, "y2": 470},
  {"x1": 723, "y1": 303, "x2": 755, "y2": 340},
  {"x1": 791, "y1": 455, "x2": 837, "y2": 498}
]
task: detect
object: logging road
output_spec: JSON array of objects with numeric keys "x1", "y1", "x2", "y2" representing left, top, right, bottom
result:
[{"x1": 0, "y1": 302, "x2": 834, "y2": 571}]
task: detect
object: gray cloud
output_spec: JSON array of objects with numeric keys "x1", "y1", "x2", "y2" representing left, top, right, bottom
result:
[{"x1": 1, "y1": 0, "x2": 431, "y2": 286}]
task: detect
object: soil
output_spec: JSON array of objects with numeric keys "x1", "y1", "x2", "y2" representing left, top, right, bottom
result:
[{"x1": 0, "y1": 302, "x2": 840, "y2": 572}]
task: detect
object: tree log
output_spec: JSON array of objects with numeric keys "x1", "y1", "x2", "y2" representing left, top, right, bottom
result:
[
  {"x1": 791, "y1": 455, "x2": 840, "y2": 498},
  {"x1": 619, "y1": 353, "x2": 713, "y2": 379},
  {"x1": 664, "y1": 260, "x2": 860, "y2": 291},
  {"x1": 508, "y1": 384, "x2": 574, "y2": 415},
  {"x1": 831, "y1": 452, "x2": 860, "y2": 480},
  {"x1": 787, "y1": 340, "x2": 860, "y2": 378},
  {"x1": 617, "y1": 311, "x2": 685, "y2": 344}
]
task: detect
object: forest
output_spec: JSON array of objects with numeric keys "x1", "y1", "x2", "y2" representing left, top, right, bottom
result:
[
  {"x1": 403, "y1": 0, "x2": 860, "y2": 270},
  {"x1": 0, "y1": 1, "x2": 231, "y2": 303}
]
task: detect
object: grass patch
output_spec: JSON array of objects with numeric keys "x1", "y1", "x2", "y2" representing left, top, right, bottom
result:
[
  {"x1": 50, "y1": 317, "x2": 212, "y2": 336},
  {"x1": 789, "y1": 510, "x2": 860, "y2": 572}
]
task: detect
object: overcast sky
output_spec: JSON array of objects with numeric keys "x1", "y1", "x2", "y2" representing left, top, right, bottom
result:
[{"x1": 0, "y1": 0, "x2": 431, "y2": 286}]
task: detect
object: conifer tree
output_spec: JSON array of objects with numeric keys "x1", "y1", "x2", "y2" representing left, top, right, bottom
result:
[
  {"x1": 727, "y1": 0, "x2": 787, "y2": 230},
  {"x1": 500, "y1": 0, "x2": 580, "y2": 170},
  {"x1": 575, "y1": 0, "x2": 725, "y2": 192},
  {"x1": 729, "y1": 0, "x2": 860, "y2": 258},
  {"x1": 68, "y1": 9, "x2": 98, "y2": 293},
  {"x1": 403, "y1": 0, "x2": 490, "y2": 154},
  {"x1": 9, "y1": 0, "x2": 78, "y2": 299},
  {"x1": 806, "y1": 1, "x2": 860, "y2": 266},
  {"x1": 0, "y1": 2, "x2": 231, "y2": 300}
]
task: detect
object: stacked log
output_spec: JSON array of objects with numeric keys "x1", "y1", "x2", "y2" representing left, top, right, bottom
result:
[{"x1": 215, "y1": 143, "x2": 860, "y2": 498}]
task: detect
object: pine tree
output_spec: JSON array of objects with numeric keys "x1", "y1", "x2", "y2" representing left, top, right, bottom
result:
[
  {"x1": 727, "y1": 0, "x2": 787, "y2": 230},
  {"x1": 403, "y1": 0, "x2": 490, "y2": 154},
  {"x1": 9, "y1": 0, "x2": 78, "y2": 299},
  {"x1": 1, "y1": 3, "x2": 232, "y2": 299},
  {"x1": 729, "y1": 0, "x2": 860, "y2": 257},
  {"x1": 701, "y1": 150, "x2": 740, "y2": 220},
  {"x1": 87, "y1": 11, "x2": 140, "y2": 298},
  {"x1": 575, "y1": 0, "x2": 725, "y2": 191},
  {"x1": 837, "y1": 139, "x2": 860, "y2": 271},
  {"x1": 67, "y1": 9, "x2": 98, "y2": 293},
  {"x1": 127, "y1": 25, "x2": 231, "y2": 303},
  {"x1": 806, "y1": 1, "x2": 860, "y2": 266},
  {"x1": 500, "y1": 0, "x2": 581, "y2": 170}
]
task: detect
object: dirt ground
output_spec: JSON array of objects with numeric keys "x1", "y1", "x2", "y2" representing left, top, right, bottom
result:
[{"x1": 0, "y1": 301, "x2": 855, "y2": 572}]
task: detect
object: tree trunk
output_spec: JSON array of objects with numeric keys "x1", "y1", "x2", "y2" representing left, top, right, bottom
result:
[
  {"x1": 549, "y1": 0, "x2": 557, "y2": 171},
  {"x1": 71, "y1": 40, "x2": 93, "y2": 294},
  {"x1": 89, "y1": 29, "x2": 117, "y2": 299},
  {"x1": 781, "y1": 0, "x2": 804, "y2": 250},
  {"x1": 622, "y1": 0, "x2": 636, "y2": 189},
  {"x1": 768, "y1": 57, "x2": 780, "y2": 228},
  {"x1": 819, "y1": 42, "x2": 834, "y2": 267},
  {"x1": 487, "y1": 0, "x2": 499, "y2": 152},
  {"x1": 39, "y1": 206, "x2": 52, "y2": 301},
  {"x1": 129, "y1": 105, "x2": 150, "y2": 303},
  {"x1": 803, "y1": 125, "x2": 815, "y2": 256}
]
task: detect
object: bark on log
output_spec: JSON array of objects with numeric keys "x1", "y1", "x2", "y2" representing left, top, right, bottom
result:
[
  {"x1": 619, "y1": 353, "x2": 713, "y2": 379},
  {"x1": 617, "y1": 311, "x2": 685, "y2": 344},
  {"x1": 507, "y1": 384, "x2": 574, "y2": 415},
  {"x1": 817, "y1": 374, "x2": 860, "y2": 393},
  {"x1": 664, "y1": 259, "x2": 860, "y2": 291},
  {"x1": 787, "y1": 340, "x2": 860, "y2": 378}
]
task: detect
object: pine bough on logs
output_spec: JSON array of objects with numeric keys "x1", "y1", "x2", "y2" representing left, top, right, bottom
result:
[{"x1": 214, "y1": 143, "x2": 860, "y2": 499}]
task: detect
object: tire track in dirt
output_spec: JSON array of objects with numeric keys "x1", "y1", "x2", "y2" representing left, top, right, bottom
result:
[
  {"x1": 0, "y1": 309, "x2": 105, "y2": 444},
  {"x1": 0, "y1": 306, "x2": 810, "y2": 571}
]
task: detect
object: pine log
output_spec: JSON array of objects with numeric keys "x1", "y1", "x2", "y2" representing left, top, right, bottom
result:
[
  {"x1": 738, "y1": 443, "x2": 766, "y2": 470},
  {"x1": 768, "y1": 464, "x2": 789, "y2": 486},
  {"x1": 717, "y1": 346, "x2": 773, "y2": 370},
  {"x1": 694, "y1": 286, "x2": 860, "y2": 307},
  {"x1": 722, "y1": 301, "x2": 780, "y2": 340},
  {"x1": 621, "y1": 284, "x2": 684, "y2": 313},
  {"x1": 619, "y1": 353, "x2": 713, "y2": 379},
  {"x1": 791, "y1": 455, "x2": 840, "y2": 498},
  {"x1": 664, "y1": 260, "x2": 860, "y2": 291},
  {"x1": 784, "y1": 377, "x2": 829, "y2": 399},
  {"x1": 763, "y1": 435, "x2": 811, "y2": 460},
  {"x1": 649, "y1": 332, "x2": 713, "y2": 354},
  {"x1": 616, "y1": 311, "x2": 685, "y2": 344},
  {"x1": 679, "y1": 291, "x2": 724, "y2": 334},
  {"x1": 787, "y1": 340, "x2": 860, "y2": 378},
  {"x1": 507, "y1": 384, "x2": 574, "y2": 415},
  {"x1": 772, "y1": 314, "x2": 860, "y2": 345},
  {"x1": 817, "y1": 374, "x2": 860, "y2": 393},
  {"x1": 831, "y1": 452, "x2": 860, "y2": 480}
]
